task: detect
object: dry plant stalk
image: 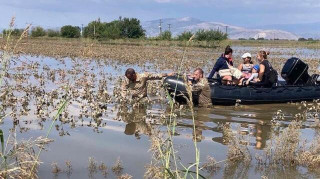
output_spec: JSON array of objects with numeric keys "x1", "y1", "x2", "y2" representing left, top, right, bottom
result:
[
  {"x1": 255, "y1": 119, "x2": 320, "y2": 173},
  {"x1": 99, "y1": 162, "x2": 108, "y2": 177},
  {"x1": 112, "y1": 157, "x2": 123, "y2": 175},
  {"x1": 223, "y1": 124, "x2": 251, "y2": 164},
  {"x1": 201, "y1": 156, "x2": 220, "y2": 174},
  {"x1": 269, "y1": 121, "x2": 301, "y2": 165},
  {"x1": 88, "y1": 157, "x2": 98, "y2": 174},
  {"x1": 0, "y1": 136, "x2": 52, "y2": 179},
  {"x1": 144, "y1": 164, "x2": 165, "y2": 179},
  {"x1": 51, "y1": 162, "x2": 61, "y2": 174},
  {"x1": 118, "y1": 173, "x2": 133, "y2": 179}
]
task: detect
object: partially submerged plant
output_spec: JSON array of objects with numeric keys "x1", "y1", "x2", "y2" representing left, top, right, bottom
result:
[
  {"x1": 118, "y1": 173, "x2": 132, "y2": 179},
  {"x1": 51, "y1": 162, "x2": 61, "y2": 174},
  {"x1": 99, "y1": 162, "x2": 108, "y2": 177},
  {"x1": 223, "y1": 125, "x2": 251, "y2": 164},
  {"x1": 112, "y1": 157, "x2": 123, "y2": 175},
  {"x1": 88, "y1": 157, "x2": 98, "y2": 174},
  {"x1": 0, "y1": 133, "x2": 52, "y2": 179},
  {"x1": 65, "y1": 160, "x2": 72, "y2": 176},
  {"x1": 200, "y1": 156, "x2": 220, "y2": 174}
]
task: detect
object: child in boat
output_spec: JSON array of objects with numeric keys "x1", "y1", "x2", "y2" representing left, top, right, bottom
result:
[
  {"x1": 238, "y1": 52, "x2": 253, "y2": 79},
  {"x1": 246, "y1": 64, "x2": 260, "y2": 85}
]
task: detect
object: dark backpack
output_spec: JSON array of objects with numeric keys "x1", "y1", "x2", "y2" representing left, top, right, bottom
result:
[{"x1": 265, "y1": 62, "x2": 278, "y2": 84}]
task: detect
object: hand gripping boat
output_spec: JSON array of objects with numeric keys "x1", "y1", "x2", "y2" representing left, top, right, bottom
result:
[{"x1": 164, "y1": 58, "x2": 320, "y2": 105}]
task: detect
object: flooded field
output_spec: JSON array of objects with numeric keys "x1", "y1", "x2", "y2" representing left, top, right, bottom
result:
[{"x1": 1, "y1": 38, "x2": 320, "y2": 178}]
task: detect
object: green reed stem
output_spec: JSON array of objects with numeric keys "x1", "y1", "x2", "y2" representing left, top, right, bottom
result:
[
  {"x1": 29, "y1": 97, "x2": 69, "y2": 178},
  {"x1": 0, "y1": 129, "x2": 5, "y2": 169},
  {"x1": 0, "y1": 19, "x2": 26, "y2": 173},
  {"x1": 163, "y1": 35, "x2": 199, "y2": 179},
  {"x1": 0, "y1": 130, "x2": 3, "y2": 155}
]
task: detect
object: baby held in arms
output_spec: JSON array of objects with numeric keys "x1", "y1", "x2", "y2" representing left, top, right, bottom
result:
[{"x1": 246, "y1": 64, "x2": 260, "y2": 85}]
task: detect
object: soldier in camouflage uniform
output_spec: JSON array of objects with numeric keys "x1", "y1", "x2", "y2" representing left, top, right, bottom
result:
[
  {"x1": 121, "y1": 68, "x2": 174, "y2": 102},
  {"x1": 189, "y1": 68, "x2": 211, "y2": 107}
]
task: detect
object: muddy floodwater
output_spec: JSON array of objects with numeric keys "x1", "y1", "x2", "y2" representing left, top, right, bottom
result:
[{"x1": 1, "y1": 45, "x2": 320, "y2": 178}]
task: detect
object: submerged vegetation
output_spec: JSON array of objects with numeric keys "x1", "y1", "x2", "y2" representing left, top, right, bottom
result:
[{"x1": 1, "y1": 17, "x2": 320, "y2": 178}]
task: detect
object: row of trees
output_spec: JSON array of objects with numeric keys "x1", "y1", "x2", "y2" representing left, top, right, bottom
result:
[
  {"x1": 2, "y1": 25, "x2": 80, "y2": 38},
  {"x1": 155, "y1": 30, "x2": 227, "y2": 41},
  {"x1": 2, "y1": 17, "x2": 228, "y2": 41},
  {"x1": 237, "y1": 37, "x2": 318, "y2": 41},
  {"x1": 83, "y1": 18, "x2": 145, "y2": 39},
  {"x1": 298, "y1": 37, "x2": 318, "y2": 41}
]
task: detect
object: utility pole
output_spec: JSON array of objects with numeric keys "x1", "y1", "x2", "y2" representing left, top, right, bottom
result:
[
  {"x1": 168, "y1": 24, "x2": 171, "y2": 32},
  {"x1": 225, "y1": 26, "x2": 228, "y2": 35},
  {"x1": 93, "y1": 22, "x2": 96, "y2": 38},
  {"x1": 81, "y1": 24, "x2": 84, "y2": 37},
  {"x1": 273, "y1": 33, "x2": 275, "y2": 41},
  {"x1": 159, "y1": 19, "x2": 162, "y2": 35}
]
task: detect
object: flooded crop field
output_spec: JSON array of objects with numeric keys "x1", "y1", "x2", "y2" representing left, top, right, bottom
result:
[{"x1": 1, "y1": 37, "x2": 320, "y2": 178}]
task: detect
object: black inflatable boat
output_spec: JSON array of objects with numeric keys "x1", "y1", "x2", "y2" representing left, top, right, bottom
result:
[{"x1": 164, "y1": 58, "x2": 320, "y2": 105}]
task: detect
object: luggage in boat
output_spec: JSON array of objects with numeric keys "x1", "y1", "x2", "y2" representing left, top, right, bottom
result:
[{"x1": 281, "y1": 57, "x2": 310, "y2": 85}]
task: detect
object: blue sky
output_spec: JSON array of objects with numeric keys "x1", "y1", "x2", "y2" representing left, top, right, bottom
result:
[{"x1": 1, "y1": 0, "x2": 320, "y2": 29}]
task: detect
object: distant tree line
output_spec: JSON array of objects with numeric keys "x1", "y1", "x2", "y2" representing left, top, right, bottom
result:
[
  {"x1": 154, "y1": 29, "x2": 227, "y2": 41},
  {"x1": 2, "y1": 26, "x2": 79, "y2": 38},
  {"x1": 238, "y1": 37, "x2": 319, "y2": 41},
  {"x1": 1, "y1": 17, "x2": 228, "y2": 42},
  {"x1": 298, "y1": 37, "x2": 318, "y2": 41},
  {"x1": 83, "y1": 17, "x2": 145, "y2": 39}
]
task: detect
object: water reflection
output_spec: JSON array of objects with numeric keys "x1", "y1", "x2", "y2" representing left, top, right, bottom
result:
[
  {"x1": 114, "y1": 101, "x2": 276, "y2": 150},
  {"x1": 117, "y1": 104, "x2": 153, "y2": 138}
]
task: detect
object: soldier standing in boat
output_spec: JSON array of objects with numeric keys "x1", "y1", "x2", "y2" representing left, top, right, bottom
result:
[{"x1": 188, "y1": 68, "x2": 211, "y2": 107}]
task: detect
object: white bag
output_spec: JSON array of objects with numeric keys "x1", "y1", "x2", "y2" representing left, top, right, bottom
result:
[
  {"x1": 224, "y1": 61, "x2": 242, "y2": 79},
  {"x1": 229, "y1": 67, "x2": 242, "y2": 79},
  {"x1": 218, "y1": 69, "x2": 232, "y2": 77}
]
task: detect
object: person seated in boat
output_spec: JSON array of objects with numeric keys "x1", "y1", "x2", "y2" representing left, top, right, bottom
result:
[
  {"x1": 250, "y1": 51, "x2": 278, "y2": 87},
  {"x1": 188, "y1": 68, "x2": 211, "y2": 107},
  {"x1": 238, "y1": 52, "x2": 254, "y2": 79},
  {"x1": 121, "y1": 68, "x2": 175, "y2": 103},
  {"x1": 208, "y1": 45, "x2": 235, "y2": 84},
  {"x1": 245, "y1": 64, "x2": 259, "y2": 85},
  {"x1": 237, "y1": 52, "x2": 254, "y2": 85}
]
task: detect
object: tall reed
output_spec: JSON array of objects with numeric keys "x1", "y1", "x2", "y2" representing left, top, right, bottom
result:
[
  {"x1": 0, "y1": 17, "x2": 41, "y2": 179},
  {"x1": 147, "y1": 35, "x2": 203, "y2": 179}
]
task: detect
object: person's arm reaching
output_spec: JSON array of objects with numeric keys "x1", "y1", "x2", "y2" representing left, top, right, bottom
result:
[
  {"x1": 146, "y1": 72, "x2": 175, "y2": 80},
  {"x1": 208, "y1": 59, "x2": 223, "y2": 79},
  {"x1": 121, "y1": 79, "x2": 128, "y2": 98}
]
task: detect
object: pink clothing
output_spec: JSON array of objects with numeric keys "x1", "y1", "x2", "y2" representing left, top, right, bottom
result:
[{"x1": 242, "y1": 72, "x2": 252, "y2": 79}]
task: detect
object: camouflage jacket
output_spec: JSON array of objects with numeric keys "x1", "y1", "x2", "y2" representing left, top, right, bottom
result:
[
  {"x1": 121, "y1": 72, "x2": 166, "y2": 101},
  {"x1": 191, "y1": 78, "x2": 211, "y2": 107}
]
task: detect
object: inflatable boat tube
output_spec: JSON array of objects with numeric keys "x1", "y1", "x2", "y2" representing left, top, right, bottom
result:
[{"x1": 163, "y1": 76, "x2": 320, "y2": 105}]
